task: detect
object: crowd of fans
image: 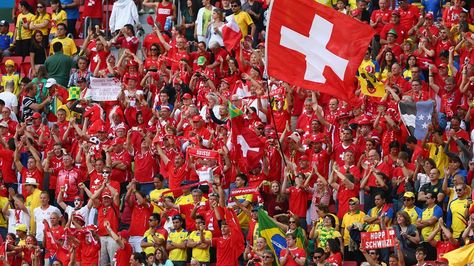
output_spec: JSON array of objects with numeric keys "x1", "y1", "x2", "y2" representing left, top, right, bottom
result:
[{"x1": 0, "y1": 0, "x2": 474, "y2": 265}]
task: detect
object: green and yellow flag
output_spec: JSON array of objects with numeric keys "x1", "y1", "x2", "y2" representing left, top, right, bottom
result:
[
  {"x1": 228, "y1": 101, "x2": 243, "y2": 119},
  {"x1": 258, "y1": 209, "x2": 287, "y2": 264}
]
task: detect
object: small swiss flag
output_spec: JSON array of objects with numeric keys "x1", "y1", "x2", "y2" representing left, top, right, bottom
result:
[
  {"x1": 266, "y1": 0, "x2": 375, "y2": 103},
  {"x1": 222, "y1": 15, "x2": 243, "y2": 51}
]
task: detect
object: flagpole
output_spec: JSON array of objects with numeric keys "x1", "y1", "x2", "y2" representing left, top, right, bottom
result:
[{"x1": 265, "y1": 79, "x2": 287, "y2": 167}]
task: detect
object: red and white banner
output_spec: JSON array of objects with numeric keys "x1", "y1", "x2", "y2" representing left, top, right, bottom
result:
[
  {"x1": 187, "y1": 147, "x2": 219, "y2": 160},
  {"x1": 360, "y1": 229, "x2": 397, "y2": 250},
  {"x1": 230, "y1": 187, "x2": 259, "y2": 197},
  {"x1": 223, "y1": 15, "x2": 243, "y2": 51},
  {"x1": 266, "y1": 0, "x2": 375, "y2": 103}
]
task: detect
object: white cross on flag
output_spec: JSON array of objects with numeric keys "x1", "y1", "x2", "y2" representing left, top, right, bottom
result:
[{"x1": 266, "y1": 0, "x2": 375, "y2": 103}]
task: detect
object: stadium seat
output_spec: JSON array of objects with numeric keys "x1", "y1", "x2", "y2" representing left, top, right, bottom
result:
[
  {"x1": 74, "y1": 39, "x2": 85, "y2": 48},
  {"x1": 21, "y1": 61, "x2": 32, "y2": 78},
  {"x1": 342, "y1": 262, "x2": 357, "y2": 266}
]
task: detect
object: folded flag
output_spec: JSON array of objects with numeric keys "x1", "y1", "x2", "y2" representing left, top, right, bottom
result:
[
  {"x1": 442, "y1": 243, "x2": 474, "y2": 265},
  {"x1": 399, "y1": 100, "x2": 434, "y2": 140}
]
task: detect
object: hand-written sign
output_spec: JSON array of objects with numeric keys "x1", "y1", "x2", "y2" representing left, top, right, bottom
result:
[
  {"x1": 361, "y1": 229, "x2": 396, "y2": 250},
  {"x1": 90, "y1": 77, "x2": 122, "y2": 101}
]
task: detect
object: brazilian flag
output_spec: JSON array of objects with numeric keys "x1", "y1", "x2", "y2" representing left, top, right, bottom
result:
[
  {"x1": 228, "y1": 100, "x2": 243, "y2": 119},
  {"x1": 258, "y1": 209, "x2": 287, "y2": 265}
]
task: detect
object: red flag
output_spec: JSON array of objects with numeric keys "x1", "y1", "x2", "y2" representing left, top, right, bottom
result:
[
  {"x1": 266, "y1": 0, "x2": 375, "y2": 103},
  {"x1": 222, "y1": 15, "x2": 243, "y2": 51},
  {"x1": 229, "y1": 116, "x2": 265, "y2": 172}
]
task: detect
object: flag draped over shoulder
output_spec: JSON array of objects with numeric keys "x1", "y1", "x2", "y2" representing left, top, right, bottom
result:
[
  {"x1": 258, "y1": 209, "x2": 287, "y2": 263},
  {"x1": 442, "y1": 243, "x2": 474, "y2": 264},
  {"x1": 399, "y1": 101, "x2": 434, "y2": 140},
  {"x1": 224, "y1": 207, "x2": 245, "y2": 261}
]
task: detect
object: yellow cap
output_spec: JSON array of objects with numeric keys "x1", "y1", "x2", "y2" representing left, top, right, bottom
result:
[
  {"x1": 15, "y1": 224, "x2": 27, "y2": 232},
  {"x1": 4, "y1": 59, "x2": 14, "y2": 67},
  {"x1": 404, "y1": 191, "x2": 415, "y2": 198}
]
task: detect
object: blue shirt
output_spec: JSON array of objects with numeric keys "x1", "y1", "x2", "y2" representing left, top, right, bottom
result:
[
  {"x1": 422, "y1": 0, "x2": 443, "y2": 19},
  {"x1": 0, "y1": 32, "x2": 13, "y2": 50},
  {"x1": 60, "y1": 0, "x2": 79, "y2": 19}
]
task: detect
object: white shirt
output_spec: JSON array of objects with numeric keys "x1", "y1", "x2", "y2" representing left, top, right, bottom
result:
[
  {"x1": 0, "y1": 91, "x2": 18, "y2": 109},
  {"x1": 33, "y1": 205, "x2": 62, "y2": 242},
  {"x1": 65, "y1": 205, "x2": 90, "y2": 227},
  {"x1": 7, "y1": 209, "x2": 30, "y2": 234}
]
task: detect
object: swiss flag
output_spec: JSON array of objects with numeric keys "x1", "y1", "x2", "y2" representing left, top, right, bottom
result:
[
  {"x1": 222, "y1": 15, "x2": 243, "y2": 51},
  {"x1": 227, "y1": 115, "x2": 265, "y2": 172},
  {"x1": 266, "y1": 0, "x2": 375, "y2": 103}
]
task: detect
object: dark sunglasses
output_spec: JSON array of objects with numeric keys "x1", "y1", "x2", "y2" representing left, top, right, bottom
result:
[
  {"x1": 456, "y1": 189, "x2": 463, "y2": 192},
  {"x1": 37, "y1": 5, "x2": 44, "y2": 8},
  {"x1": 262, "y1": 256, "x2": 272, "y2": 259},
  {"x1": 150, "y1": 48, "x2": 158, "y2": 51},
  {"x1": 369, "y1": 252, "x2": 377, "y2": 255},
  {"x1": 313, "y1": 255, "x2": 321, "y2": 259},
  {"x1": 403, "y1": 198, "x2": 413, "y2": 201},
  {"x1": 289, "y1": 221, "x2": 297, "y2": 224}
]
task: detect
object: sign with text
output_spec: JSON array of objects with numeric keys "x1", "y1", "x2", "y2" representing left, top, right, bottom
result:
[
  {"x1": 361, "y1": 229, "x2": 396, "y2": 250},
  {"x1": 230, "y1": 187, "x2": 259, "y2": 197},
  {"x1": 90, "y1": 77, "x2": 121, "y2": 101}
]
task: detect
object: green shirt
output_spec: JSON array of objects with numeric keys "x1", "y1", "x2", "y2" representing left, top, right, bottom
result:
[{"x1": 44, "y1": 52, "x2": 73, "y2": 87}]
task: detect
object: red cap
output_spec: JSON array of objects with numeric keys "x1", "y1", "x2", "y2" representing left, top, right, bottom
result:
[
  {"x1": 115, "y1": 123, "x2": 128, "y2": 131},
  {"x1": 357, "y1": 115, "x2": 372, "y2": 125},
  {"x1": 182, "y1": 93, "x2": 192, "y2": 99},
  {"x1": 32, "y1": 113, "x2": 42, "y2": 119},
  {"x1": 112, "y1": 138, "x2": 125, "y2": 146},
  {"x1": 102, "y1": 191, "x2": 112, "y2": 198},
  {"x1": 300, "y1": 155, "x2": 309, "y2": 161},
  {"x1": 392, "y1": 10, "x2": 400, "y2": 16},
  {"x1": 126, "y1": 60, "x2": 138, "y2": 68},
  {"x1": 352, "y1": 9, "x2": 361, "y2": 16},
  {"x1": 118, "y1": 230, "x2": 130, "y2": 239},
  {"x1": 267, "y1": 132, "x2": 277, "y2": 139},
  {"x1": 312, "y1": 133, "x2": 326, "y2": 143},
  {"x1": 438, "y1": 63, "x2": 448, "y2": 68},
  {"x1": 160, "y1": 105, "x2": 171, "y2": 111},
  {"x1": 425, "y1": 13, "x2": 434, "y2": 19},
  {"x1": 192, "y1": 115, "x2": 202, "y2": 122}
]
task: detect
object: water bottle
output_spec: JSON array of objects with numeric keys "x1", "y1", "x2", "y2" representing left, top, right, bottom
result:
[{"x1": 164, "y1": 16, "x2": 173, "y2": 31}]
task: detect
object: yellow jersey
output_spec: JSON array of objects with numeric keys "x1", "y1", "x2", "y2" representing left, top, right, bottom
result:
[
  {"x1": 420, "y1": 204, "x2": 443, "y2": 241},
  {"x1": 0, "y1": 197, "x2": 9, "y2": 228},
  {"x1": 447, "y1": 198, "x2": 469, "y2": 238},
  {"x1": 149, "y1": 188, "x2": 172, "y2": 213},
  {"x1": 16, "y1": 13, "x2": 35, "y2": 40},
  {"x1": 142, "y1": 228, "x2": 166, "y2": 255},
  {"x1": 168, "y1": 229, "x2": 188, "y2": 261},
  {"x1": 187, "y1": 230, "x2": 212, "y2": 262},
  {"x1": 233, "y1": 11, "x2": 254, "y2": 38},
  {"x1": 31, "y1": 13, "x2": 51, "y2": 36},
  {"x1": 50, "y1": 37, "x2": 77, "y2": 56},
  {"x1": 1, "y1": 73, "x2": 20, "y2": 95},
  {"x1": 50, "y1": 10, "x2": 67, "y2": 35},
  {"x1": 25, "y1": 189, "x2": 42, "y2": 233},
  {"x1": 341, "y1": 211, "x2": 365, "y2": 246}
]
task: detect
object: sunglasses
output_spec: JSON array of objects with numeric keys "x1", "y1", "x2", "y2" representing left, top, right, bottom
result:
[
  {"x1": 313, "y1": 255, "x2": 321, "y2": 259},
  {"x1": 456, "y1": 188, "x2": 463, "y2": 192},
  {"x1": 103, "y1": 171, "x2": 110, "y2": 174},
  {"x1": 369, "y1": 252, "x2": 377, "y2": 255},
  {"x1": 149, "y1": 219, "x2": 156, "y2": 222},
  {"x1": 231, "y1": 4, "x2": 239, "y2": 7},
  {"x1": 349, "y1": 202, "x2": 356, "y2": 205},
  {"x1": 37, "y1": 5, "x2": 44, "y2": 8},
  {"x1": 150, "y1": 48, "x2": 158, "y2": 51},
  {"x1": 403, "y1": 198, "x2": 413, "y2": 201},
  {"x1": 425, "y1": 196, "x2": 432, "y2": 199},
  {"x1": 262, "y1": 256, "x2": 272, "y2": 259},
  {"x1": 289, "y1": 221, "x2": 297, "y2": 224}
]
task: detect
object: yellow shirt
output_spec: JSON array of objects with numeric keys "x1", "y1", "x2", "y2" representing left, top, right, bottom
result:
[
  {"x1": 149, "y1": 188, "x2": 172, "y2": 213},
  {"x1": 0, "y1": 197, "x2": 9, "y2": 228},
  {"x1": 50, "y1": 37, "x2": 77, "y2": 56},
  {"x1": 16, "y1": 13, "x2": 35, "y2": 40},
  {"x1": 427, "y1": 143, "x2": 449, "y2": 177},
  {"x1": 31, "y1": 13, "x2": 51, "y2": 36},
  {"x1": 50, "y1": 10, "x2": 67, "y2": 35},
  {"x1": 448, "y1": 198, "x2": 469, "y2": 238},
  {"x1": 1, "y1": 73, "x2": 20, "y2": 95},
  {"x1": 420, "y1": 205, "x2": 442, "y2": 241},
  {"x1": 233, "y1": 11, "x2": 254, "y2": 38},
  {"x1": 25, "y1": 189, "x2": 42, "y2": 234},
  {"x1": 142, "y1": 228, "x2": 166, "y2": 255},
  {"x1": 187, "y1": 230, "x2": 212, "y2": 262},
  {"x1": 168, "y1": 229, "x2": 188, "y2": 261},
  {"x1": 401, "y1": 206, "x2": 422, "y2": 225},
  {"x1": 341, "y1": 211, "x2": 365, "y2": 246},
  {"x1": 175, "y1": 193, "x2": 194, "y2": 206}
]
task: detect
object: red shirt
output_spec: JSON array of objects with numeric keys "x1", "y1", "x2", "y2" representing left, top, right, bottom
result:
[
  {"x1": 167, "y1": 162, "x2": 189, "y2": 192},
  {"x1": 155, "y1": 1, "x2": 173, "y2": 30},
  {"x1": 287, "y1": 187, "x2": 310, "y2": 217},
  {"x1": 97, "y1": 203, "x2": 120, "y2": 236},
  {"x1": 279, "y1": 247, "x2": 306, "y2": 266},
  {"x1": 80, "y1": 235, "x2": 101, "y2": 266},
  {"x1": 134, "y1": 150, "x2": 158, "y2": 183},
  {"x1": 116, "y1": 36, "x2": 139, "y2": 55},
  {"x1": 114, "y1": 242, "x2": 133, "y2": 266},
  {"x1": 180, "y1": 202, "x2": 209, "y2": 231},
  {"x1": 332, "y1": 142, "x2": 359, "y2": 166},
  {"x1": 0, "y1": 149, "x2": 15, "y2": 184},
  {"x1": 129, "y1": 202, "x2": 154, "y2": 236},
  {"x1": 397, "y1": 5, "x2": 420, "y2": 30},
  {"x1": 20, "y1": 168, "x2": 43, "y2": 197},
  {"x1": 110, "y1": 150, "x2": 132, "y2": 183},
  {"x1": 205, "y1": 206, "x2": 224, "y2": 237},
  {"x1": 89, "y1": 49, "x2": 110, "y2": 73},
  {"x1": 54, "y1": 166, "x2": 83, "y2": 201},
  {"x1": 326, "y1": 252, "x2": 343, "y2": 266},
  {"x1": 370, "y1": 9, "x2": 392, "y2": 35},
  {"x1": 436, "y1": 240, "x2": 459, "y2": 261},
  {"x1": 83, "y1": 0, "x2": 103, "y2": 18}
]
